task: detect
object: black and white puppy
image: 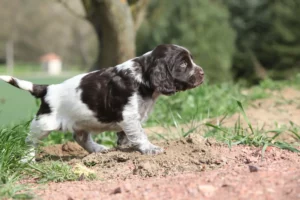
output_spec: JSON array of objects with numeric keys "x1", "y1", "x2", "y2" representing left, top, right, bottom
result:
[{"x1": 0, "y1": 44, "x2": 204, "y2": 156}]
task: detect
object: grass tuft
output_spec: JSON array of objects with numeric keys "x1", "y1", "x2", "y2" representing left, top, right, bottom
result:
[
  {"x1": 0, "y1": 122, "x2": 35, "y2": 199},
  {"x1": 28, "y1": 161, "x2": 81, "y2": 183},
  {"x1": 0, "y1": 122, "x2": 31, "y2": 175},
  {"x1": 205, "y1": 100, "x2": 300, "y2": 153}
]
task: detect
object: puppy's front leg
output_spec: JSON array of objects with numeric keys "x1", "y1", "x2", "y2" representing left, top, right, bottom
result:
[
  {"x1": 118, "y1": 120, "x2": 163, "y2": 155},
  {"x1": 73, "y1": 131, "x2": 108, "y2": 153}
]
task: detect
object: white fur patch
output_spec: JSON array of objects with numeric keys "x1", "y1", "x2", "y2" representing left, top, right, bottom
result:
[
  {"x1": 116, "y1": 60, "x2": 135, "y2": 72},
  {"x1": 0, "y1": 75, "x2": 33, "y2": 91},
  {"x1": 0, "y1": 75, "x2": 12, "y2": 82},
  {"x1": 143, "y1": 51, "x2": 152, "y2": 56},
  {"x1": 116, "y1": 60, "x2": 144, "y2": 83},
  {"x1": 15, "y1": 79, "x2": 33, "y2": 91}
]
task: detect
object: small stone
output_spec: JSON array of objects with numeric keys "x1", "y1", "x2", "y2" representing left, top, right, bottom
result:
[
  {"x1": 111, "y1": 187, "x2": 122, "y2": 195},
  {"x1": 114, "y1": 154, "x2": 129, "y2": 162},
  {"x1": 244, "y1": 158, "x2": 251, "y2": 164},
  {"x1": 198, "y1": 185, "x2": 216, "y2": 197},
  {"x1": 249, "y1": 165, "x2": 258, "y2": 172},
  {"x1": 221, "y1": 184, "x2": 230, "y2": 187},
  {"x1": 186, "y1": 137, "x2": 193, "y2": 143},
  {"x1": 187, "y1": 188, "x2": 198, "y2": 196},
  {"x1": 77, "y1": 173, "x2": 85, "y2": 181},
  {"x1": 213, "y1": 160, "x2": 222, "y2": 165},
  {"x1": 124, "y1": 183, "x2": 132, "y2": 192}
]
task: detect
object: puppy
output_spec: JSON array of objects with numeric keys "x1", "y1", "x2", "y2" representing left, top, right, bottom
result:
[{"x1": 0, "y1": 44, "x2": 204, "y2": 157}]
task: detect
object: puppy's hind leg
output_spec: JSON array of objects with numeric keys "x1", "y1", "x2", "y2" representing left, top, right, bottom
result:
[
  {"x1": 73, "y1": 131, "x2": 108, "y2": 153},
  {"x1": 23, "y1": 117, "x2": 54, "y2": 162}
]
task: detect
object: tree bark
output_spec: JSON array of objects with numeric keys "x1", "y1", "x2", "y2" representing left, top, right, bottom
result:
[
  {"x1": 129, "y1": 0, "x2": 150, "y2": 31},
  {"x1": 82, "y1": 0, "x2": 136, "y2": 70}
]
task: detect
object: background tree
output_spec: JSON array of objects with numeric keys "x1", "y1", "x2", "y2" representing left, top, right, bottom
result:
[
  {"x1": 136, "y1": 0, "x2": 236, "y2": 82},
  {"x1": 80, "y1": 0, "x2": 150, "y2": 70},
  {"x1": 0, "y1": 0, "x2": 97, "y2": 68}
]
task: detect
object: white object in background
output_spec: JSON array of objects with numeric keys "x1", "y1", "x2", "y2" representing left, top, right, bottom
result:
[{"x1": 40, "y1": 53, "x2": 62, "y2": 75}]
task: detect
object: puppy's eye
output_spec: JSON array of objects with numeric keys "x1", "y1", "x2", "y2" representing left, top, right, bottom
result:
[{"x1": 180, "y1": 62, "x2": 187, "y2": 69}]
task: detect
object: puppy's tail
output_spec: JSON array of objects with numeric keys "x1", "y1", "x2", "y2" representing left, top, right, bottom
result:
[{"x1": 0, "y1": 75, "x2": 48, "y2": 98}]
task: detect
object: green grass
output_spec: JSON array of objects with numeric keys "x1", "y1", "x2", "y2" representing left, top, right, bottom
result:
[
  {"x1": 147, "y1": 76, "x2": 299, "y2": 126},
  {"x1": 0, "y1": 122, "x2": 95, "y2": 199},
  {"x1": 0, "y1": 64, "x2": 41, "y2": 75},
  {"x1": 147, "y1": 82, "x2": 245, "y2": 126},
  {"x1": 28, "y1": 161, "x2": 87, "y2": 183},
  {"x1": 0, "y1": 122, "x2": 33, "y2": 199}
]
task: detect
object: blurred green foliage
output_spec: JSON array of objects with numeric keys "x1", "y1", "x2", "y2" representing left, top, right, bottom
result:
[
  {"x1": 222, "y1": 0, "x2": 300, "y2": 82},
  {"x1": 137, "y1": 0, "x2": 300, "y2": 83}
]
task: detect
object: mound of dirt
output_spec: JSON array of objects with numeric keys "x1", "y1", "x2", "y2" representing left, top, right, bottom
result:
[
  {"x1": 35, "y1": 136, "x2": 300, "y2": 200},
  {"x1": 39, "y1": 135, "x2": 223, "y2": 180},
  {"x1": 37, "y1": 142, "x2": 88, "y2": 161}
]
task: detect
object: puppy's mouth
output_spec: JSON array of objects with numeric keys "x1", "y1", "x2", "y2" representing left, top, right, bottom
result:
[
  {"x1": 188, "y1": 75, "x2": 204, "y2": 88},
  {"x1": 191, "y1": 66, "x2": 205, "y2": 88},
  {"x1": 192, "y1": 77, "x2": 204, "y2": 87},
  {"x1": 174, "y1": 78, "x2": 204, "y2": 92}
]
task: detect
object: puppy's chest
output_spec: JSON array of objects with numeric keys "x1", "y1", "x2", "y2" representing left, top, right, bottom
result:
[{"x1": 138, "y1": 98, "x2": 156, "y2": 122}]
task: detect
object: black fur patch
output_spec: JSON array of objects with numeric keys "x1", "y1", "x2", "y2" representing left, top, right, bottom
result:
[
  {"x1": 8, "y1": 78, "x2": 20, "y2": 88},
  {"x1": 31, "y1": 85, "x2": 48, "y2": 98},
  {"x1": 79, "y1": 67, "x2": 137, "y2": 123},
  {"x1": 37, "y1": 96, "x2": 51, "y2": 116},
  {"x1": 134, "y1": 44, "x2": 203, "y2": 95},
  {"x1": 34, "y1": 85, "x2": 51, "y2": 116},
  {"x1": 138, "y1": 84, "x2": 154, "y2": 99}
]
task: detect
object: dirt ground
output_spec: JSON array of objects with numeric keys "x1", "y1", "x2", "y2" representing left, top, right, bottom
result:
[{"x1": 32, "y1": 87, "x2": 300, "y2": 200}]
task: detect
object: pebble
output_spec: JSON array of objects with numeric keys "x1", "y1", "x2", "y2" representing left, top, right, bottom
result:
[{"x1": 249, "y1": 165, "x2": 259, "y2": 172}]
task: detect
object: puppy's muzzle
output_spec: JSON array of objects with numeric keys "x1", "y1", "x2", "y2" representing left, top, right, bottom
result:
[{"x1": 193, "y1": 66, "x2": 204, "y2": 87}]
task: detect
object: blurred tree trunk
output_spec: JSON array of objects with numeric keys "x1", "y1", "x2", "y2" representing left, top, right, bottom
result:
[{"x1": 81, "y1": 0, "x2": 149, "y2": 70}]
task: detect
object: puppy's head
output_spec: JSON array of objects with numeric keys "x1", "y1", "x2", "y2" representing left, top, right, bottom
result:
[{"x1": 147, "y1": 44, "x2": 204, "y2": 95}]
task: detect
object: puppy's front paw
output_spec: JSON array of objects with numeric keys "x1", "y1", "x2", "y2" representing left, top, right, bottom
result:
[
  {"x1": 138, "y1": 142, "x2": 164, "y2": 155},
  {"x1": 90, "y1": 144, "x2": 109, "y2": 153}
]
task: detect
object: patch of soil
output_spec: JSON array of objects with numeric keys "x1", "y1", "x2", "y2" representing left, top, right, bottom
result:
[
  {"x1": 37, "y1": 142, "x2": 88, "y2": 161},
  {"x1": 39, "y1": 135, "x2": 220, "y2": 180},
  {"x1": 35, "y1": 137, "x2": 300, "y2": 200}
]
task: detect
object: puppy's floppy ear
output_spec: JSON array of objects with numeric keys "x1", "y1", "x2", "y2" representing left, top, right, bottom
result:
[{"x1": 149, "y1": 61, "x2": 176, "y2": 95}]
